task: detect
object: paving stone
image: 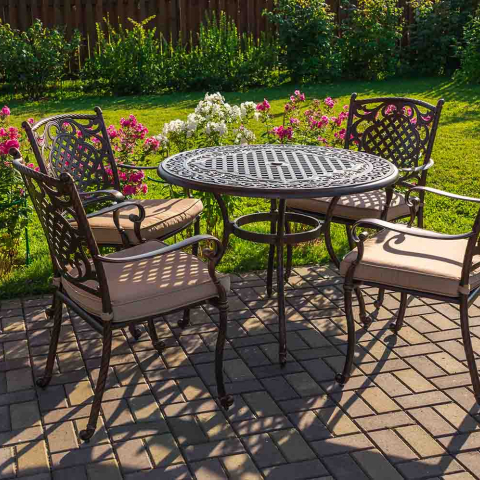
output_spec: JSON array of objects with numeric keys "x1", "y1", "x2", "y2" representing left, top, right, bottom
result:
[
  {"x1": 197, "y1": 411, "x2": 235, "y2": 440},
  {"x1": 221, "y1": 453, "x2": 262, "y2": 479},
  {"x1": 434, "y1": 403, "x2": 480, "y2": 433},
  {"x1": 316, "y1": 407, "x2": 359, "y2": 435},
  {"x1": 0, "y1": 426, "x2": 43, "y2": 446},
  {"x1": 177, "y1": 377, "x2": 211, "y2": 400},
  {"x1": 284, "y1": 372, "x2": 323, "y2": 397},
  {"x1": 288, "y1": 411, "x2": 331, "y2": 441},
  {"x1": 144, "y1": 433, "x2": 184, "y2": 467},
  {"x1": 115, "y1": 439, "x2": 152, "y2": 473},
  {"x1": 262, "y1": 459, "x2": 328, "y2": 479},
  {"x1": 46, "y1": 421, "x2": 78, "y2": 453},
  {"x1": 409, "y1": 407, "x2": 457, "y2": 436},
  {"x1": 169, "y1": 415, "x2": 208, "y2": 445},
  {"x1": 191, "y1": 458, "x2": 227, "y2": 479},
  {"x1": 0, "y1": 447, "x2": 15, "y2": 479},
  {"x1": 330, "y1": 390, "x2": 375, "y2": 417},
  {"x1": 358, "y1": 387, "x2": 401, "y2": 414},
  {"x1": 10, "y1": 400, "x2": 41, "y2": 429},
  {"x1": 455, "y1": 451, "x2": 480, "y2": 475},
  {"x1": 396, "y1": 456, "x2": 465, "y2": 479},
  {"x1": 101, "y1": 399, "x2": 134, "y2": 427},
  {"x1": 278, "y1": 395, "x2": 333, "y2": 413},
  {"x1": 183, "y1": 438, "x2": 245, "y2": 462},
  {"x1": 396, "y1": 390, "x2": 450, "y2": 409},
  {"x1": 52, "y1": 465, "x2": 87, "y2": 480},
  {"x1": 243, "y1": 391, "x2": 283, "y2": 417},
  {"x1": 242, "y1": 433, "x2": 285, "y2": 468},
  {"x1": 6, "y1": 368, "x2": 33, "y2": 392},
  {"x1": 368, "y1": 429, "x2": 418, "y2": 464},
  {"x1": 233, "y1": 415, "x2": 292, "y2": 436},
  {"x1": 128, "y1": 394, "x2": 163, "y2": 423},
  {"x1": 17, "y1": 441, "x2": 49, "y2": 476},
  {"x1": 322, "y1": 453, "x2": 369, "y2": 479},
  {"x1": 438, "y1": 431, "x2": 480, "y2": 452},
  {"x1": 270, "y1": 428, "x2": 316, "y2": 462},
  {"x1": 261, "y1": 376, "x2": 299, "y2": 401},
  {"x1": 353, "y1": 449, "x2": 403, "y2": 480},
  {"x1": 86, "y1": 459, "x2": 123, "y2": 480},
  {"x1": 311, "y1": 433, "x2": 374, "y2": 456},
  {"x1": 51, "y1": 445, "x2": 114, "y2": 469},
  {"x1": 395, "y1": 425, "x2": 446, "y2": 457}
]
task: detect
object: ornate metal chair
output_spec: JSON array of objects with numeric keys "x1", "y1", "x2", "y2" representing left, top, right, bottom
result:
[
  {"x1": 12, "y1": 153, "x2": 233, "y2": 442},
  {"x1": 286, "y1": 94, "x2": 444, "y2": 306},
  {"x1": 23, "y1": 107, "x2": 202, "y2": 333},
  {"x1": 337, "y1": 186, "x2": 480, "y2": 405}
]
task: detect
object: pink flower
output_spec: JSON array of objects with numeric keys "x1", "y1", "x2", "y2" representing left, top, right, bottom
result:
[
  {"x1": 289, "y1": 118, "x2": 300, "y2": 126},
  {"x1": 76, "y1": 130, "x2": 83, "y2": 138},
  {"x1": 256, "y1": 99, "x2": 271, "y2": 112},
  {"x1": 385, "y1": 105, "x2": 397, "y2": 115},
  {"x1": 107, "y1": 125, "x2": 118, "y2": 139},
  {"x1": 122, "y1": 184, "x2": 137, "y2": 196},
  {"x1": 0, "y1": 138, "x2": 20, "y2": 155},
  {"x1": 141, "y1": 184, "x2": 148, "y2": 194},
  {"x1": 334, "y1": 128, "x2": 346, "y2": 141},
  {"x1": 294, "y1": 90, "x2": 301, "y2": 96},
  {"x1": 272, "y1": 125, "x2": 293, "y2": 140},
  {"x1": 144, "y1": 137, "x2": 160, "y2": 152},
  {"x1": 1, "y1": 106, "x2": 11, "y2": 117},
  {"x1": 317, "y1": 136, "x2": 328, "y2": 145},
  {"x1": 27, "y1": 118, "x2": 34, "y2": 125},
  {"x1": 324, "y1": 97, "x2": 335, "y2": 109}
]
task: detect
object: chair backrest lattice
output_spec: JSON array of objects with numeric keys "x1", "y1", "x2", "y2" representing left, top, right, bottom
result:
[
  {"x1": 12, "y1": 157, "x2": 112, "y2": 310},
  {"x1": 23, "y1": 107, "x2": 121, "y2": 195},
  {"x1": 345, "y1": 94, "x2": 444, "y2": 176}
]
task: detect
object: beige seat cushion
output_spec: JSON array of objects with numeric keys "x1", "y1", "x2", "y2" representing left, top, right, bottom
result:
[
  {"x1": 287, "y1": 191, "x2": 410, "y2": 221},
  {"x1": 340, "y1": 227, "x2": 480, "y2": 297},
  {"x1": 62, "y1": 240, "x2": 230, "y2": 322},
  {"x1": 86, "y1": 198, "x2": 203, "y2": 245}
]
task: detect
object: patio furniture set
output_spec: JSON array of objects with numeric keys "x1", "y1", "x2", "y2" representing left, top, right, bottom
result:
[{"x1": 10, "y1": 94, "x2": 480, "y2": 444}]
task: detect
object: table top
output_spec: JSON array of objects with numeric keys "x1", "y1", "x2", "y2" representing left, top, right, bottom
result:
[{"x1": 158, "y1": 144, "x2": 398, "y2": 199}]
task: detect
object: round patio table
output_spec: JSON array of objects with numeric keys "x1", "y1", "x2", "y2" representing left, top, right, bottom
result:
[{"x1": 158, "y1": 144, "x2": 398, "y2": 365}]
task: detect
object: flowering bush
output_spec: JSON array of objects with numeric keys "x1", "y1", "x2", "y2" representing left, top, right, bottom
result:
[
  {"x1": 256, "y1": 90, "x2": 349, "y2": 147},
  {"x1": 104, "y1": 115, "x2": 167, "y2": 197},
  {"x1": 0, "y1": 106, "x2": 30, "y2": 274},
  {"x1": 160, "y1": 93, "x2": 258, "y2": 234}
]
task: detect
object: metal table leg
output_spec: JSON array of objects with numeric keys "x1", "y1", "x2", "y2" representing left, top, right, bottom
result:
[{"x1": 276, "y1": 199, "x2": 287, "y2": 366}]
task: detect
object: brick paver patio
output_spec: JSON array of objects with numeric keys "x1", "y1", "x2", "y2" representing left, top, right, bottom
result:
[{"x1": 1, "y1": 264, "x2": 480, "y2": 479}]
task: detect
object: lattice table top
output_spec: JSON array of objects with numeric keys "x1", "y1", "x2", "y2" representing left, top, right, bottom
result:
[{"x1": 158, "y1": 145, "x2": 398, "y2": 199}]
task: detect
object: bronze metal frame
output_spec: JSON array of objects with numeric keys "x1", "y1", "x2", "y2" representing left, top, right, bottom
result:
[
  {"x1": 23, "y1": 107, "x2": 202, "y2": 334},
  {"x1": 339, "y1": 186, "x2": 480, "y2": 405},
  {"x1": 12, "y1": 153, "x2": 233, "y2": 442},
  {"x1": 158, "y1": 145, "x2": 398, "y2": 366},
  {"x1": 286, "y1": 95, "x2": 445, "y2": 302}
]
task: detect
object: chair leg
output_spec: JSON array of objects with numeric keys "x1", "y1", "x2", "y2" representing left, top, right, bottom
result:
[
  {"x1": 285, "y1": 221, "x2": 292, "y2": 282},
  {"x1": 45, "y1": 293, "x2": 56, "y2": 319},
  {"x1": 390, "y1": 292, "x2": 407, "y2": 333},
  {"x1": 36, "y1": 294, "x2": 63, "y2": 389},
  {"x1": 178, "y1": 309, "x2": 190, "y2": 329},
  {"x1": 192, "y1": 216, "x2": 201, "y2": 257},
  {"x1": 459, "y1": 296, "x2": 480, "y2": 404},
  {"x1": 215, "y1": 301, "x2": 234, "y2": 410},
  {"x1": 346, "y1": 224, "x2": 355, "y2": 251},
  {"x1": 336, "y1": 285, "x2": 355, "y2": 385},
  {"x1": 148, "y1": 318, "x2": 165, "y2": 354},
  {"x1": 79, "y1": 321, "x2": 113, "y2": 442},
  {"x1": 128, "y1": 323, "x2": 142, "y2": 340},
  {"x1": 355, "y1": 286, "x2": 371, "y2": 329},
  {"x1": 374, "y1": 288, "x2": 385, "y2": 309}
]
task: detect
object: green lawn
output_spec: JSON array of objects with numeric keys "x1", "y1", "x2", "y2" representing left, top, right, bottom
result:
[{"x1": 2, "y1": 77, "x2": 480, "y2": 299}]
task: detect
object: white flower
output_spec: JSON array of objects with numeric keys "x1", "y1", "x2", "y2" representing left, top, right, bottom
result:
[
  {"x1": 154, "y1": 134, "x2": 168, "y2": 144},
  {"x1": 254, "y1": 112, "x2": 262, "y2": 121},
  {"x1": 206, "y1": 121, "x2": 228, "y2": 136},
  {"x1": 234, "y1": 126, "x2": 256, "y2": 145},
  {"x1": 204, "y1": 92, "x2": 225, "y2": 104},
  {"x1": 162, "y1": 119, "x2": 186, "y2": 136}
]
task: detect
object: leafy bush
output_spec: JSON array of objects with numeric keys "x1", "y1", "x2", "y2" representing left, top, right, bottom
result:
[
  {"x1": 455, "y1": 9, "x2": 480, "y2": 82},
  {"x1": 339, "y1": 0, "x2": 403, "y2": 80},
  {"x1": 406, "y1": 0, "x2": 476, "y2": 76},
  {"x1": 166, "y1": 12, "x2": 279, "y2": 92},
  {"x1": 0, "y1": 107, "x2": 30, "y2": 274},
  {"x1": 82, "y1": 16, "x2": 162, "y2": 95},
  {"x1": 0, "y1": 20, "x2": 81, "y2": 99},
  {"x1": 265, "y1": 0, "x2": 340, "y2": 82}
]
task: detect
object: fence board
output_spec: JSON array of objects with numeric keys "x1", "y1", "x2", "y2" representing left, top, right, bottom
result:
[{"x1": 0, "y1": 0, "x2": 430, "y2": 54}]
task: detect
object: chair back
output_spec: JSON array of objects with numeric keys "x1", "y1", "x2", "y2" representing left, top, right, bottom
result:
[
  {"x1": 12, "y1": 154, "x2": 112, "y2": 314},
  {"x1": 23, "y1": 107, "x2": 121, "y2": 194},
  {"x1": 345, "y1": 94, "x2": 444, "y2": 181}
]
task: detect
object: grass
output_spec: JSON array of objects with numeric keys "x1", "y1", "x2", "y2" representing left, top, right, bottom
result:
[{"x1": 1, "y1": 77, "x2": 480, "y2": 299}]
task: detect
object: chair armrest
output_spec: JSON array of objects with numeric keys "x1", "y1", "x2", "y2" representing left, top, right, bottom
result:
[
  {"x1": 399, "y1": 158, "x2": 434, "y2": 173},
  {"x1": 405, "y1": 186, "x2": 480, "y2": 205},
  {"x1": 352, "y1": 218, "x2": 475, "y2": 242},
  {"x1": 86, "y1": 201, "x2": 145, "y2": 220},
  {"x1": 95, "y1": 234, "x2": 222, "y2": 263},
  {"x1": 80, "y1": 189, "x2": 125, "y2": 207}
]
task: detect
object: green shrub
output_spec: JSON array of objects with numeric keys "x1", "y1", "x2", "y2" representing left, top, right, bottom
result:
[
  {"x1": 166, "y1": 12, "x2": 279, "y2": 92},
  {"x1": 455, "y1": 9, "x2": 480, "y2": 83},
  {"x1": 339, "y1": 0, "x2": 403, "y2": 80},
  {"x1": 406, "y1": 0, "x2": 476, "y2": 76},
  {"x1": 265, "y1": 0, "x2": 340, "y2": 83},
  {"x1": 0, "y1": 20, "x2": 81, "y2": 99},
  {"x1": 82, "y1": 16, "x2": 162, "y2": 95}
]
